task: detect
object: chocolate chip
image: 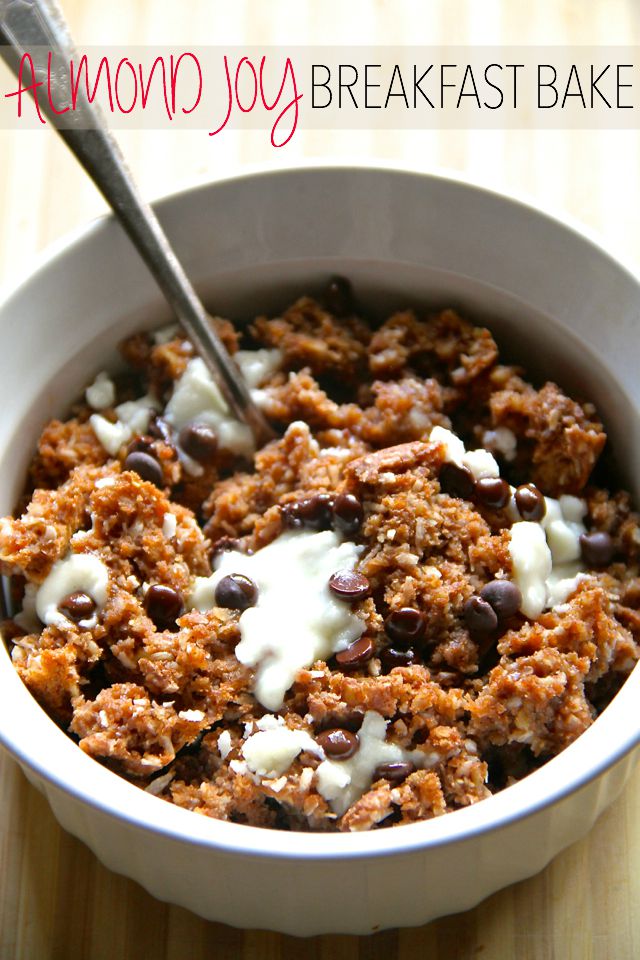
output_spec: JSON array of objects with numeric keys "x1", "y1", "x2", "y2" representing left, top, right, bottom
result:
[
  {"x1": 477, "y1": 635, "x2": 501, "y2": 675},
  {"x1": 381, "y1": 647, "x2": 416, "y2": 671},
  {"x1": 332, "y1": 493, "x2": 364, "y2": 536},
  {"x1": 178, "y1": 424, "x2": 218, "y2": 464},
  {"x1": 144, "y1": 584, "x2": 184, "y2": 631},
  {"x1": 515, "y1": 483, "x2": 546, "y2": 522},
  {"x1": 480, "y1": 580, "x2": 522, "y2": 620},
  {"x1": 328, "y1": 570, "x2": 371, "y2": 601},
  {"x1": 580, "y1": 531, "x2": 614, "y2": 567},
  {"x1": 463, "y1": 596, "x2": 498, "y2": 634},
  {"x1": 123, "y1": 450, "x2": 164, "y2": 487},
  {"x1": 439, "y1": 462, "x2": 475, "y2": 499},
  {"x1": 126, "y1": 435, "x2": 154, "y2": 456},
  {"x1": 374, "y1": 761, "x2": 415, "y2": 784},
  {"x1": 385, "y1": 607, "x2": 426, "y2": 646},
  {"x1": 325, "y1": 276, "x2": 353, "y2": 317},
  {"x1": 149, "y1": 415, "x2": 174, "y2": 444},
  {"x1": 215, "y1": 573, "x2": 258, "y2": 610},
  {"x1": 316, "y1": 727, "x2": 359, "y2": 760},
  {"x1": 335, "y1": 635, "x2": 375, "y2": 668},
  {"x1": 282, "y1": 494, "x2": 333, "y2": 531},
  {"x1": 58, "y1": 591, "x2": 96, "y2": 623},
  {"x1": 474, "y1": 477, "x2": 511, "y2": 510}
]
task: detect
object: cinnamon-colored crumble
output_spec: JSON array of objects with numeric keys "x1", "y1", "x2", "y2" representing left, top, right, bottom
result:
[{"x1": 1, "y1": 284, "x2": 637, "y2": 832}]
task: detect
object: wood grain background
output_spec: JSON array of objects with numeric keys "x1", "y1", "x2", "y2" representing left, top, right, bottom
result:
[{"x1": 1, "y1": 2, "x2": 640, "y2": 957}]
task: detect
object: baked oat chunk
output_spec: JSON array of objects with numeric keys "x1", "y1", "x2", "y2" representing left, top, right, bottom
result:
[
  {"x1": 0, "y1": 464, "x2": 111, "y2": 582},
  {"x1": 251, "y1": 296, "x2": 370, "y2": 381},
  {"x1": 12, "y1": 628, "x2": 102, "y2": 722},
  {"x1": 496, "y1": 582, "x2": 636, "y2": 682},
  {"x1": 29, "y1": 418, "x2": 109, "y2": 490},
  {"x1": 489, "y1": 380, "x2": 606, "y2": 495},
  {"x1": 356, "y1": 377, "x2": 450, "y2": 447},
  {"x1": 2, "y1": 290, "x2": 639, "y2": 832},
  {"x1": 70, "y1": 683, "x2": 207, "y2": 777},
  {"x1": 260, "y1": 368, "x2": 362, "y2": 433},
  {"x1": 467, "y1": 649, "x2": 593, "y2": 755},
  {"x1": 368, "y1": 308, "x2": 498, "y2": 385}
]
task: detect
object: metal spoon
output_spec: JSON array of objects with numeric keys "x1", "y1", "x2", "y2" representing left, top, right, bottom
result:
[{"x1": 0, "y1": 0, "x2": 274, "y2": 446}]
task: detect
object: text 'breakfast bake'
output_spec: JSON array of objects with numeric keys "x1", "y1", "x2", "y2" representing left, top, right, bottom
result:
[{"x1": 1, "y1": 279, "x2": 638, "y2": 832}]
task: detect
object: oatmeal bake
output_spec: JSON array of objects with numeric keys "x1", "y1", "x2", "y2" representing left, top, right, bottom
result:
[{"x1": 1, "y1": 278, "x2": 638, "y2": 832}]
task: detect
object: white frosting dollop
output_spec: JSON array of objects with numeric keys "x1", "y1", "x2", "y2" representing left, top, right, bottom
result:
[
  {"x1": 546, "y1": 563, "x2": 590, "y2": 608},
  {"x1": 164, "y1": 356, "x2": 254, "y2": 463},
  {"x1": 431, "y1": 425, "x2": 590, "y2": 619},
  {"x1": 89, "y1": 349, "x2": 281, "y2": 466},
  {"x1": 242, "y1": 715, "x2": 323, "y2": 778},
  {"x1": 191, "y1": 530, "x2": 365, "y2": 711},
  {"x1": 85, "y1": 371, "x2": 115, "y2": 411},
  {"x1": 152, "y1": 323, "x2": 179, "y2": 345},
  {"x1": 508, "y1": 521, "x2": 553, "y2": 619},
  {"x1": 429, "y1": 426, "x2": 500, "y2": 480},
  {"x1": 234, "y1": 349, "x2": 283, "y2": 389},
  {"x1": 164, "y1": 350, "x2": 282, "y2": 472},
  {"x1": 90, "y1": 394, "x2": 159, "y2": 457},
  {"x1": 238, "y1": 711, "x2": 434, "y2": 816},
  {"x1": 482, "y1": 426, "x2": 517, "y2": 461},
  {"x1": 541, "y1": 495, "x2": 588, "y2": 564},
  {"x1": 35, "y1": 553, "x2": 109, "y2": 629},
  {"x1": 315, "y1": 711, "x2": 434, "y2": 817},
  {"x1": 218, "y1": 729, "x2": 232, "y2": 760},
  {"x1": 509, "y1": 490, "x2": 589, "y2": 618}
]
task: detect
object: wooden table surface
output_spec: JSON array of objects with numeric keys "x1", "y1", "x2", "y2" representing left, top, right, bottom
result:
[{"x1": 1, "y1": 2, "x2": 640, "y2": 957}]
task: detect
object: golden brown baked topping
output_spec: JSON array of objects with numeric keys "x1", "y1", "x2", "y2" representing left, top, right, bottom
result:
[{"x1": 1, "y1": 285, "x2": 637, "y2": 832}]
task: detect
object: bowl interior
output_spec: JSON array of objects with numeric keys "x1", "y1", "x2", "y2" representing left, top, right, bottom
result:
[{"x1": 0, "y1": 166, "x2": 639, "y2": 860}]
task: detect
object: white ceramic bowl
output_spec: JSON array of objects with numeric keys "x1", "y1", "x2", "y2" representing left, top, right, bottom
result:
[{"x1": 0, "y1": 165, "x2": 639, "y2": 936}]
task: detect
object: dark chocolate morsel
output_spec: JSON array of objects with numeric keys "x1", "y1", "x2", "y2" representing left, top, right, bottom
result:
[
  {"x1": 123, "y1": 450, "x2": 164, "y2": 487},
  {"x1": 439, "y1": 462, "x2": 475, "y2": 500},
  {"x1": 480, "y1": 580, "x2": 522, "y2": 620},
  {"x1": 144, "y1": 584, "x2": 184, "y2": 631},
  {"x1": 514, "y1": 484, "x2": 546, "y2": 522},
  {"x1": 316, "y1": 727, "x2": 359, "y2": 760},
  {"x1": 214, "y1": 574, "x2": 258, "y2": 611},
  {"x1": 463, "y1": 595, "x2": 498, "y2": 634}
]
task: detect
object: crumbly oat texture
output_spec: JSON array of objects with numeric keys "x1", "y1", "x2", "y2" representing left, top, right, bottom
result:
[{"x1": 1, "y1": 285, "x2": 638, "y2": 833}]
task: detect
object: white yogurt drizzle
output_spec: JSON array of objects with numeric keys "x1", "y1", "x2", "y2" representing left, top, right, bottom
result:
[
  {"x1": 482, "y1": 426, "x2": 517, "y2": 462},
  {"x1": 429, "y1": 426, "x2": 590, "y2": 619},
  {"x1": 164, "y1": 350, "x2": 282, "y2": 473},
  {"x1": 90, "y1": 394, "x2": 160, "y2": 457},
  {"x1": 152, "y1": 323, "x2": 180, "y2": 345},
  {"x1": 88, "y1": 348, "x2": 282, "y2": 467},
  {"x1": 241, "y1": 714, "x2": 323, "y2": 777},
  {"x1": 239, "y1": 711, "x2": 435, "y2": 816},
  {"x1": 191, "y1": 530, "x2": 365, "y2": 711},
  {"x1": 315, "y1": 711, "x2": 435, "y2": 816},
  {"x1": 508, "y1": 493, "x2": 590, "y2": 619},
  {"x1": 35, "y1": 552, "x2": 109, "y2": 629},
  {"x1": 85, "y1": 371, "x2": 116, "y2": 411},
  {"x1": 429, "y1": 425, "x2": 500, "y2": 480}
]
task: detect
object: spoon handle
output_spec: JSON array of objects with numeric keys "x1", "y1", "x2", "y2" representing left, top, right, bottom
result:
[{"x1": 0, "y1": 0, "x2": 275, "y2": 446}]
